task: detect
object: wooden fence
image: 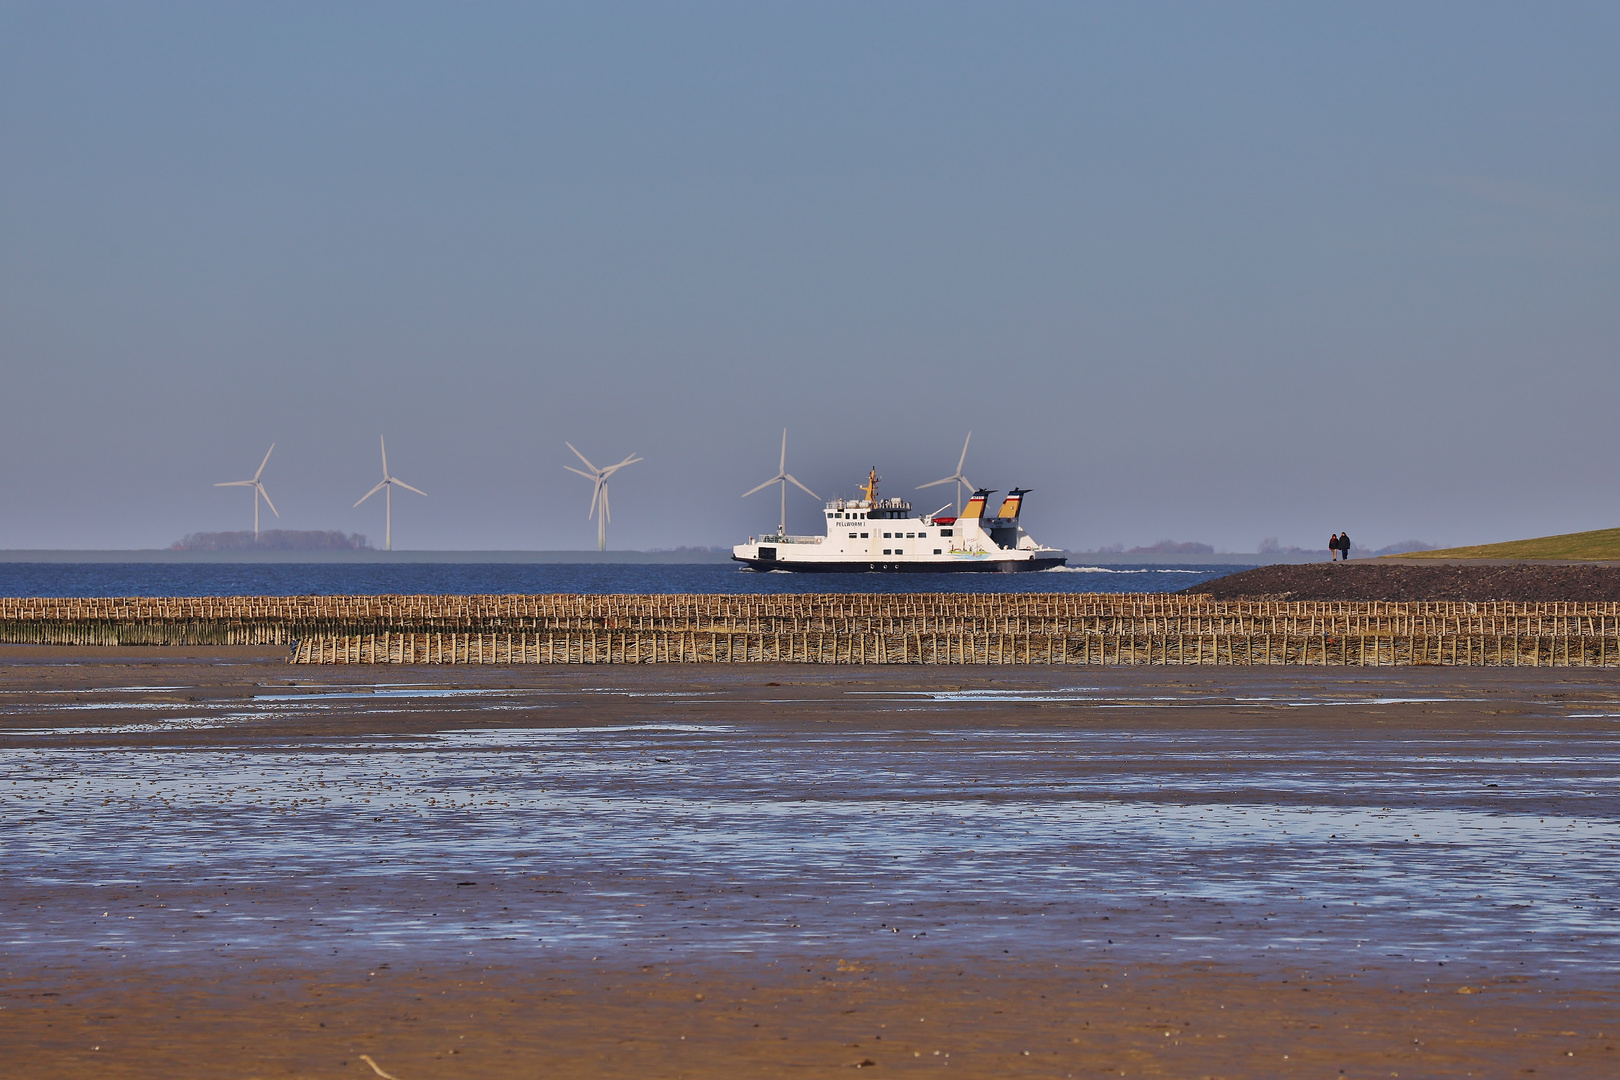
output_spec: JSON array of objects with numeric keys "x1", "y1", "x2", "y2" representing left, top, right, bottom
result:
[
  {"x1": 3, "y1": 593, "x2": 1618, "y2": 665},
  {"x1": 289, "y1": 630, "x2": 1620, "y2": 667}
]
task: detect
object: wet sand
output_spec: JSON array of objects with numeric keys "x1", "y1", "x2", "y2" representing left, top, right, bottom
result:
[{"x1": 3, "y1": 647, "x2": 1618, "y2": 1077}]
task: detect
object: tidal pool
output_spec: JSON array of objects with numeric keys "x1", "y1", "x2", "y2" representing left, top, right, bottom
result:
[{"x1": 5, "y1": 665, "x2": 1618, "y2": 981}]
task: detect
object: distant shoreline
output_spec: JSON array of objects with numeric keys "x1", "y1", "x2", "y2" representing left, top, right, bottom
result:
[
  {"x1": 0, "y1": 549, "x2": 1326, "y2": 566},
  {"x1": 0, "y1": 549, "x2": 738, "y2": 565}
]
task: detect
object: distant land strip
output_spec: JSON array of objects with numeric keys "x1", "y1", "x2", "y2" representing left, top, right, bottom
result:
[{"x1": 1, "y1": 592, "x2": 1616, "y2": 667}]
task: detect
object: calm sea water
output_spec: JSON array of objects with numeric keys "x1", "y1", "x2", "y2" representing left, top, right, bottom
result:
[{"x1": 0, "y1": 562, "x2": 1240, "y2": 598}]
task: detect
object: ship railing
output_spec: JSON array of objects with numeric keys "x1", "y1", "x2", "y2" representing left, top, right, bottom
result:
[
  {"x1": 762, "y1": 534, "x2": 824, "y2": 544},
  {"x1": 825, "y1": 498, "x2": 911, "y2": 512}
]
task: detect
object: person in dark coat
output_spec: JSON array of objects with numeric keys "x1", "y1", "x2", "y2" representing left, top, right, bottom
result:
[
  {"x1": 1329, "y1": 533, "x2": 1341, "y2": 561},
  {"x1": 1339, "y1": 532, "x2": 1352, "y2": 559}
]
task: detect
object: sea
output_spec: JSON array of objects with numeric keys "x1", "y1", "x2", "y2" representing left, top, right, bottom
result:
[{"x1": 0, "y1": 562, "x2": 1243, "y2": 598}]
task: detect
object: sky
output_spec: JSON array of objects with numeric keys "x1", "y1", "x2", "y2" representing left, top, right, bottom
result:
[{"x1": 2, "y1": 2, "x2": 1616, "y2": 552}]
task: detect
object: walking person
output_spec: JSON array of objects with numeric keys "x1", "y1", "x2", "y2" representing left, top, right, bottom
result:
[
  {"x1": 1329, "y1": 533, "x2": 1341, "y2": 561},
  {"x1": 1339, "y1": 532, "x2": 1352, "y2": 560}
]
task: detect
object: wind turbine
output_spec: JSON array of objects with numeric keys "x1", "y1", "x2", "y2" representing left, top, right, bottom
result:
[
  {"x1": 564, "y1": 443, "x2": 642, "y2": 551},
  {"x1": 917, "y1": 432, "x2": 976, "y2": 515},
  {"x1": 742, "y1": 429, "x2": 819, "y2": 538},
  {"x1": 215, "y1": 444, "x2": 279, "y2": 539},
  {"x1": 353, "y1": 436, "x2": 426, "y2": 551}
]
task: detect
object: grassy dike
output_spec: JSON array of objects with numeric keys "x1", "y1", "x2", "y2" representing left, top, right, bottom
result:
[{"x1": 1392, "y1": 526, "x2": 1620, "y2": 561}]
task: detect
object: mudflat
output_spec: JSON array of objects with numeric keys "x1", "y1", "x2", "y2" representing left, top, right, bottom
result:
[{"x1": 3, "y1": 647, "x2": 1618, "y2": 1078}]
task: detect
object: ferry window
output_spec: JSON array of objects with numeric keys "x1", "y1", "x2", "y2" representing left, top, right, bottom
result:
[
  {"x1": 934, "y1": 548, "x2": 942, "y2": 555},
  {"x1": 882, "y1": 548, "x2": 891, "y2": 555},
  {"x1": 860, "y1": 532, "x2": 868, "y2": 538},
  {"x1": 906, "y1": 532, "x2": 916, "y2": 538},
  {"x1": 883, "y1": 532, "x2": 892, "y2": 538},
  {"x1": 848, "y1": 532, "x2": 856, "y2": 538},
  {"x1": 940, "y1": 528, "x2": 953, "y2": 537},
  {"x1": 895, "y1": 548, "x2": 904, "y2": 555}
]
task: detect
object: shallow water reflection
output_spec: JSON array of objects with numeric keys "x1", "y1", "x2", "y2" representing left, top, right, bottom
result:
[{"x1": 5, "y1": 709, "x2": 1619, "y2": 978}]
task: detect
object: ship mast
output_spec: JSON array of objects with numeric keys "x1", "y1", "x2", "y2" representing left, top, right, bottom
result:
[{"x1": 860, "y1": 467, "x2": 879, "y2": 505}]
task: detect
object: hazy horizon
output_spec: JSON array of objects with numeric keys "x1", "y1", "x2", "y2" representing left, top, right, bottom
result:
[{"x1": 4, "y1": 4, "x2": 1616, "y2": 554}]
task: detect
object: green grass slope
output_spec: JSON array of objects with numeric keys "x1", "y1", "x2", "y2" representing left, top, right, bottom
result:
[{"x1": 1388, "y1": 527, "x2": 1620, "y2": 561}]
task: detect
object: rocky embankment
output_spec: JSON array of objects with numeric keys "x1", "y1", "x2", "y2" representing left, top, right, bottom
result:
[{"x1": 1185, "y1": 562, "x2": 1620, "y2": 602}]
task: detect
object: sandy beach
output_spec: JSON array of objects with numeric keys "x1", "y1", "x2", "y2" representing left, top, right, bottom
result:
[{"x1": 3, "y1": 647, "x2": 1617, "y2": 1077}]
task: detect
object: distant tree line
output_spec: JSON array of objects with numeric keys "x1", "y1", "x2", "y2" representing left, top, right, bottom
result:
[
  {"x1": 1086, "y1": 537, "x2": 1439, "y2": 556},
  {"x1": 646, "y1": 545, "x2": 731, "y2": 554},
  {"x1": 170, "y1": 530, "x2": 373, "y2": 552},
  {"x1": 1260, "y1": 537, "x2": 1436, "y2": 557},
  {"x1": 1095, "y1": 540, "x2": 1216, "y2": 555}
]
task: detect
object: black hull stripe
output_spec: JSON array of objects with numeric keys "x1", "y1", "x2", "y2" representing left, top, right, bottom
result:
[{"x1": 731, "y1": 556, "x2": 1067, "y2": 574}]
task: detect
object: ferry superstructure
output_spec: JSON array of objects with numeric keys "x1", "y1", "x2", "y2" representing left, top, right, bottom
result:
[{"x1": 733, "y1": 469, "x2": 1066, "y2": 573}]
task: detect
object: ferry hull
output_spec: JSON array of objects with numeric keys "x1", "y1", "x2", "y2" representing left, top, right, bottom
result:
[{"x1": 733, "y1": 555, "x2": 1066, "y2": 574}]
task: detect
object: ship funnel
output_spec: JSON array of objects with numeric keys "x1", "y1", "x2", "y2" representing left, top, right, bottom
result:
[
  {"x1": 962, "y1": 489, "x2": 996, "y2": 519},
  {"x1": 995, "y1": 489, "x2": 1030, "y2": 521}
]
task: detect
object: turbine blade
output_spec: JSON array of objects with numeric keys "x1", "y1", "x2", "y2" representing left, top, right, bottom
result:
[
  {"x1": 258, "y1": 484, "x2": 280, "y2": 518},
  {"x1": 566, "y1": 442, "x2": 598, "y2": 472},
  {"x1": 779, "y1": 429, "x2": 787, "y2": 473},
  {"x1": 393, "y1": 480, "x2": 427, "y2": 497},
  {"x1": 354, "y1": 479, "x2": 388, "y2": 507},
  {"x1": 783, "y1": 474, "x2": 819, "y2": 500},
  {"x1": 215, "y1": 480, "x2": 253, "y2": 487},
  {"x1": 563, "y1": 466, "x2": 597, "y2": 480},
  {"x1": 958, "y1": 473, "x2": 974, "y2": 491},
  {"x1": 601, "y1": 486, "x2": 610, "y2": 524},
  {"x1": 956, "y1": 432, "x2": 971, "y2": 473},
  {"x1": 916, "y1": 476, "x2": 955, "y2": 489},
  {"x1": 588, "y1": 483, "x2": 600, "y2": 520},
  {"x1": 254, "y1": 443, "x2": 276, "y2": 481},
  {"x1": 612, "y1": 453, "x2": 642, "y2": 469},
  {"x1": 741, "y1": 477, "x2": 781, "y2": 498},
  {"x1": 380, "y1": 435, "x2": 388, "y2": 478}
]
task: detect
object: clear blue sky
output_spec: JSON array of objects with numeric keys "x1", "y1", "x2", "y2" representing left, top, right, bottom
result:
[{"x1": 3, "y1": 2, "x2": 1616, "y2": 551}]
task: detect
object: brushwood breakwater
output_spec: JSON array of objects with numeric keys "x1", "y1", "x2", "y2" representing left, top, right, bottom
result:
[{"x1": 4, "y1": 593, "x2": 1620, "y2": 666}]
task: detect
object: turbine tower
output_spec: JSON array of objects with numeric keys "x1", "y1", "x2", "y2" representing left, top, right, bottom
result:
[
  {"x1": 742, "y1": 429, "x2": 818, "y2": 538},
  {"x1": 564, "y1": 443, "x2": 642, "y2": 551},
  {"x1": 353, "y1": 436, "x2": 426, "y2": 551},
  {"x1": 215, "y1": 444, "x2": 279, "y2": 539},
  {"x1": 917, "y1": 431, "x2": 976, "y2": 515}
]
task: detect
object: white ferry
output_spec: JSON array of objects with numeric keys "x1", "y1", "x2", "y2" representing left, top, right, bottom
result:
[{"x1": 733, "y1": 468, "x2": 1066, "y2": 573}]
